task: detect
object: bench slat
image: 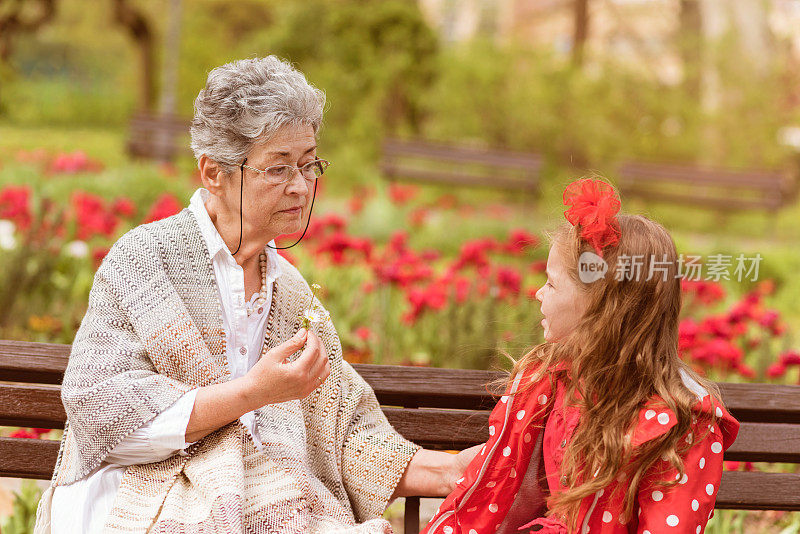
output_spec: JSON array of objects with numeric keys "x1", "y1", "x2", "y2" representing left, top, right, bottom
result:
[
  {"x1": 0, "y1": 340, "x2": 69, "y2": 383},
  {"x1": 2, "y1": 381, "x2": 798, "y2": 464},
  {"x1": 1, "y1": 438, "x2": 798, "y2": 511},
  {"x1": 0, "y1": 383, "x2": 64, "y2": 428},
  {"x1": 2, "y1": 345, "x2": 800, "y2": 423},
  {"x1": 619, "y1": 162, "x2": 787, "y2": 188},
  {"x1": 381, "y1": 164, "x2": 538, "y2": 192},
  {"x1": 0, "y1": 437, "x2": 59, "y2": 479},
  {"x1": 620, "y1": 186, "x2": 779, "y2": 211},
  {"x1": 384, "y1": 139, "x2": 542, "y2": 169},
  {"x1": 716, "y1": 471, "x2": 800, "y2": 510}
]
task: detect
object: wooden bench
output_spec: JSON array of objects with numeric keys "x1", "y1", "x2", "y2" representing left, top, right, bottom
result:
[
  {"x1": 126, "y1": 113, "x2": 191, "y2": 161},
  {"x1": 381, "y1": 138, "x2": 543, "y2": 195},
  {"x1": 2, "y1": 340, "x2": 800, "y2": 533},
  {"x1": 616, "y1": 161, "x2": 799, "y2": 211}
]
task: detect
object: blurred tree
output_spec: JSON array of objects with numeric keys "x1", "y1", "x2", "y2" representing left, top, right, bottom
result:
[
  {"x1": 249, "y1": 0, "x2": 438, "y2": 149},
  {"x1": 572, "y1": 0, "x2": 589, "y2": 67},
  {"x1": 0, "y1": 0, "x2": 57, "y2": 113},
  {"x1": 0, "y1": 0, "x2": 56, "y2": 62},
  {"x1": 678, "y1": 0, "x2": 702, "y2": 98},
  {"x1": 112, "y1": 0, "x2": 156, "y2": 112}
]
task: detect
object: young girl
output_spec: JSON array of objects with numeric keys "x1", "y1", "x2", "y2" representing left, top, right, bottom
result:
[{"x1": 423, "y1": 178, "x2": 740, "y2": 534}]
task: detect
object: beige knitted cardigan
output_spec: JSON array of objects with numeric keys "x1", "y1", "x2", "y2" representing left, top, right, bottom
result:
[{"x1": 34, "y1": 209, "x2": 420, "y2": 533}]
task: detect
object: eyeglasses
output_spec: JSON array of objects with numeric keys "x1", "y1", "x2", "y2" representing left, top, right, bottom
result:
[{"x1": 241, "y1": 158, "x2": 330, "y2": 185}]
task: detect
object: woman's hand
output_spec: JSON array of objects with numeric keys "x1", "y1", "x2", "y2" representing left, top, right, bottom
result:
[
  {"x1": 391, "y1": 443, "x2": 486, "y2": 499},
  {"x1": 451, "y1": 443, "x2": 483, "y2": 487},
  {"x1": 185, "y1": 328, "x2": 330, "y2": 443},
  {"x1": 242, "y1": 328, "x2": 331, "y2": 409}
]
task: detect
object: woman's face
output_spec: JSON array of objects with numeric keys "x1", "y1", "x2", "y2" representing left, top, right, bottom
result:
[
  {"x1": 534, "y1": 242, "x2": 590, "y2": 342},
  {"x1": 223, "y1": 123, "x2": 318, "y2": 240}
]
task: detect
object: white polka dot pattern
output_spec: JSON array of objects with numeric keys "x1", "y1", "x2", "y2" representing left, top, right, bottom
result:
[{"x1": 420, "y1": 369, "x2": 734, "y2": 534}]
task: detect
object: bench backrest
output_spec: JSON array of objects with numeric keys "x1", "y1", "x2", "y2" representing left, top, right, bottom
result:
[
  {"x1": 381, "y1": 138, "x2": 543, "y2": 193},
  {"x1": 617, "y1": 161, "x2": 798, "y2": 211},
  {"x1": 127, "y1": 113, "x2": 192, "y2": 161},
  {"x1": 2, "y1": 340, "x2": 800, "y2": 531}
]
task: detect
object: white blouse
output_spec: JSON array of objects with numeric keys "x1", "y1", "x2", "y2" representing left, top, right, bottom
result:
[{"x1": 50, "y1": 188, "x2": 282, "y2": 533}]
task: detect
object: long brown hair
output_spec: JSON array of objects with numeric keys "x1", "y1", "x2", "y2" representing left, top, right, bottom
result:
[{"x1": 511, "y1": 214, "x2": 722, "y2": 527}]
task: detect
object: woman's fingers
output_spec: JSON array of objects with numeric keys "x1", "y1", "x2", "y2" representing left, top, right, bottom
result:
[
  {"x1": 267, "y1": 328, "x2": 308, "y2": 362},
  {"x1": 289, "y1": 331, "x2": 328, "y2": 391}
]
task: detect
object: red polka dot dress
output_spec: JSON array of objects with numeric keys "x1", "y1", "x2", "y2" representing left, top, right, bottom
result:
[{"x1": 422, "y1": 366, "x2": 739, "y2": 534}]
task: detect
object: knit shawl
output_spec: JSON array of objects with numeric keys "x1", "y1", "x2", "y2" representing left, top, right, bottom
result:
[{"x1": 34, "y1": 209, "x2": 420, "y2": 533}]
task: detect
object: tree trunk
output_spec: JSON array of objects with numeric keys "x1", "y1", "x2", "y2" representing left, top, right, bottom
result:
[
  {"x1": 158, "y1": 0, "x2": 181, "y2": 117},
  {"x1": 0, "y1": 0, "x2": 57, "y2": 62},
  {"x1": 112, "y1": 0, "x2": 156, "y2": 113},
  {"x1": 572, "y1": 0, "x2": 589, "y2": 67},
  {"x1": 679, "y1": 0, "x2": 702, "y2": 98}
]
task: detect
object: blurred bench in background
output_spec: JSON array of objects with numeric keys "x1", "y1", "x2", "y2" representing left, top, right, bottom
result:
[
  {"x1": 381, "y1": 138, "x2": 543, "y2": 197},
  {"x1": 2, "y1": 340, "x2": 800, "y2": 533},
  {"x1": 617, "y1": 161, "x2": 799, "y2": 211},
  {"x1": 126, "y1": 113, "x2": 191, "y2": 161}
]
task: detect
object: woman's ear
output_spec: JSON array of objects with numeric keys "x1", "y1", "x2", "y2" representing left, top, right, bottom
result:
[{"x1": 198, "y1": 155, "x2": 228, "y2": 194}]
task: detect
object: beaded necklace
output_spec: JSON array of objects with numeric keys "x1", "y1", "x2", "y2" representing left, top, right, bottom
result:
[{"x1": 246, "y1": 250, "x2": 270, "y2": 317}]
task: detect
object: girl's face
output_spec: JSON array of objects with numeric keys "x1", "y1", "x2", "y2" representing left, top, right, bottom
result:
[{"x1": 535, "y1": 243, "x2": 590, "y2": 342}]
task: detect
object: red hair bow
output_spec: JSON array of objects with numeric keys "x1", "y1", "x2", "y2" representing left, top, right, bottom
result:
[{"x1": 562, "y1": 178, "x2": 621, "y2": 256}]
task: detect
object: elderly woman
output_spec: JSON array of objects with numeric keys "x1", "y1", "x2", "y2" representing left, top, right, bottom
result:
[{"x1": 35, "y1": 57, "x2": 477, "y2": 533}]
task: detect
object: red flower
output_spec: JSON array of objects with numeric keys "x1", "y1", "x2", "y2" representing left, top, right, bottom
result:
[
  {"x1": 504, "y1": 229, "x2": 540, "y2": 255},
  {"x1": 452, "y1": 239, "x2": 497, "y2": 271},
  {"x1": 9, "y1": 429, "x2": 38, "y2": 439},
  {"x1": 402, "y1": 282, "x2": 449, "y2": 325},
  {"x1": 48, "y1": 151, "x2": 103, "y2": 174},
  {"x1": 435, "y1": 194, "x2": 457, "y2": 210},
  {"x1": 408, "y1": 207, "x2": 430, "y2": 227},
  {"x1": 143, "y1": 194, "x2": 182, "y2": 223},
  {"x1": 529, "y1": 260, "x2": 547, "y2": 273},
  {"x1": 388, "y1": 183, "x2": 418, "y2": 205},
  {"x1": 348, "y1": 195, "x2": 364, "y2": 214},
  {"x1": 681, "y1": 280, "x2": 726, "y2": 306},
  {"x1": 496, "y1": 267, "x2": 522, "y2": 301},
  {"x1": 72, "y1": 192, "x2": 118, "y2": 240},
  {"x1": 112, "y1": 197, "x2": 137, "y2": 219},
  {"x1": 315, "y1": 231, "x2": 372, "y2": 265},
  {"x1": 563, "y1": 178, "x2": 621, "y2": 256},
  {"x1": 92, "y1": 247, "x2": 110, "y2": 269},
  {"x1": 767, "y1": 362, "x2": 786, "y2": 378},
  {"x1": 778, "y1": 350, "x2": 800, "y2": 366},
  {"x1": 354, "y1": 327, "x2": 373, "y2": 341},
  {"x1": 0, "y1": 185, "x2": 32, "y2": 231}
]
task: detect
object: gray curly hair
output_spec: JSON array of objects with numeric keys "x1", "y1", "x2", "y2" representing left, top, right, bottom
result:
[{"x1": 190, "y1": 56, "x2": 326, "y2": 172}]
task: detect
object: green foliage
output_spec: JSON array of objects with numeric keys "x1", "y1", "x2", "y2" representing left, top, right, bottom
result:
[
  {"x1": 421, "y1": 40, "x2": 798, "y2": 171},
  {"x1": 1, "y1": 481, "x2": 43, "y2": 534},
  {"x1": 243, "y1": 0, "x2": 438, "y2": 153}
]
